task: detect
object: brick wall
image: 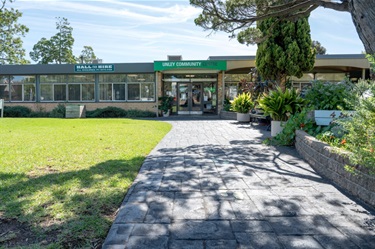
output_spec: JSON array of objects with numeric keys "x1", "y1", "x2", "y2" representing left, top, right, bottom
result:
[
  {"x1": 295, "y1": 130, "x2": 375, "y2": 208},
  {"x1": 4, "y1": 102, "x2": 157, "y2": 113}
]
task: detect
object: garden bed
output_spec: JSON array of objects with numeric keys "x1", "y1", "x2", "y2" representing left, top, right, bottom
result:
[{"x1": 295, "y1": 130, "x2": 375, "y2": 208}]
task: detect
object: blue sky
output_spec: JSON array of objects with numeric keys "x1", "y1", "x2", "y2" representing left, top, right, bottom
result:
[{"x1": 13, "y1": 0, "x2": 365, "y2": 63}]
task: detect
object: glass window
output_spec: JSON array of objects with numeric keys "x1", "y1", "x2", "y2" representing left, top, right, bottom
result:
[
  {"x1": 0, "y1": 76, "x2": 9, "y2": 101},
  {"x1": 82, "y1": 84, "x2": 95, "y2": 101},
  {"x1": 128, "y1": 84, "x2": 140, "y2": 100},
  {"x1": 68, "y1": 84, "x2": 80, "y2": 101},
  {"x1": 100, "y1": 84, "x2": 112, "y2": 101},
  {"x1": 68, "y1": 74, "x2": 95, "y2": 83},
  {"x1": 54, "y1": 85, "x2": 66, "y2": 101},
  {"x1": 40, "y1": 75, "x2": 66, "y2": 83},
  {"x1": 127, "y1": 74, "x2": 154, "y2": 82},
  {"x1": 99, "y1": 74, "x2": 126, "y2": 83},
  {"x1": 140, "y1": 83, "x2": 155, "y2": 101},
  {"x1": 114, "y1": 84, "x2": 126, "y2": 101},
  {"x1": 8, "y1": 75, "x2": 36, "y2": 102},
  {"x1": 40, "y1": 84, "x2": 53, "y2": 101}
]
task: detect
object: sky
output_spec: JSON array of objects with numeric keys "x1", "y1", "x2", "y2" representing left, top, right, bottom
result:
[{"x1": 11, "y1": 0, "x2": 365, "y2": 63}]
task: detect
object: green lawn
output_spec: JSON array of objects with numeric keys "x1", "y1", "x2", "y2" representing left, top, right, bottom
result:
[{"x1": 0, "y1": 118, "x2": 171, "y2": 248}]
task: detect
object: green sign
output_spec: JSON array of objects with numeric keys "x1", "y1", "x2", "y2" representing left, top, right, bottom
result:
[
  {"x1": 75, "y1": 64, "x2": 115, "y2": 72},
  {"x1": 154, "y1": 60, "x2": 227, "y2": 71}
]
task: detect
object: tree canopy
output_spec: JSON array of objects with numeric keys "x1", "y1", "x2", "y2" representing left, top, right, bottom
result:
[
  {"x1": 79, "y1": 46, "x2": 97, "y2": 64},
  {"x1": 0, "y1": 0, "x2": 29, "y2": 64},
  {"x1": 255, "y1": 16, "x2": 315, "y2": 86},
  {"x1": 312, "y1": 40, "x2": 326, "y2": 55},
  {"x1": 190, "y1": 0, "x2": 375, "y2": 55},
  {"x1": 30, "y1": 17, "x2": 76, "y2": 64}
]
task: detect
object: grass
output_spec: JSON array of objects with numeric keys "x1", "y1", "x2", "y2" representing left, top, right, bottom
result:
[{"x1": 0, "y1": 118, "x2": 171, "y2": 248}]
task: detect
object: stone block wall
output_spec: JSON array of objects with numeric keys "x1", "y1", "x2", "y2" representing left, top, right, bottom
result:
[{"x1": 295, "y1": 130, "x2": 375, "y2": 208}]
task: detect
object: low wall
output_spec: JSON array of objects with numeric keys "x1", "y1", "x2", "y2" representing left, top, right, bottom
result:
[{"x1": 295, "y1": 130, "x2": 375, "y2": 208}]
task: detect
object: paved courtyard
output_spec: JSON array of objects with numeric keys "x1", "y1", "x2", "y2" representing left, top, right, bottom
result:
[{"x1": 103, "y1": 119, "x2": 375, "y2": 249}]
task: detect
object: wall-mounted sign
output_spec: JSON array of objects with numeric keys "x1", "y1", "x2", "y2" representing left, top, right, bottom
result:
[
  {"x1": 154, "y1": 60, "x2": 227, "y2": 71},
  {"x1": 75, "y1": 64, "x2": 115, "y2": 72}
]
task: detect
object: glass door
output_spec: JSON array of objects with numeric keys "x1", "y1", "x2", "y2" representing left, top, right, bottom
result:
[{"x1": 177, "y1": 83, "x2": 203, "y2": 114}]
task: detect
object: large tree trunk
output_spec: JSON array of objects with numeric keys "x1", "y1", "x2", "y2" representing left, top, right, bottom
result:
[{"x1": 349, "y1": 1, "x2": 375, "y2": 54}]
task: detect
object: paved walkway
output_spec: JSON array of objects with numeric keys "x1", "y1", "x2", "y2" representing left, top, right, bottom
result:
[{"x1": 102, "y1": 119, "x2": 375, "y2": 249}]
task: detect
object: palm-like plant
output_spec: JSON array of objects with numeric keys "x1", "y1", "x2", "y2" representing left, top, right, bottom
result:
[
  {"x1": 259, "y1": 87, "x2": 306, "y2": 121},
  {"x1": 231, "y1": 92, "x2": 254, "y2": 113}
]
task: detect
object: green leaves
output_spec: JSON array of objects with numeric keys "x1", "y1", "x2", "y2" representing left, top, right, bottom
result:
[
  {"x1": 259, "y1": 87, "x2": 306, "y2": 121},
  {"x1": 29, "y1": 17, "x2": 76, "y2": 64},
  {"x1": 0, "y1": 1, "x2": 29, "y2": 64},
  {"x1": 231, "y1": 92, "x2": 254, "y2": 113}
]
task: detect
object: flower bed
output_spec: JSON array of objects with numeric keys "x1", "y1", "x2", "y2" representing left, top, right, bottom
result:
[{"x1": 295, "y1": 130, "x2": 375, "y2": 208}]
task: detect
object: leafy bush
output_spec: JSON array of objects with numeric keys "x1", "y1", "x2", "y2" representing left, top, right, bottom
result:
[
  {"x1": 223, "y1": 98, "x2": 232, "y2": 112},
  {"x1": 304, "y1": 80, "x2": 355, "y2": 110},
  {"x1": 3, "y1": 106, "x2": 32, "y2": 117},
  {"x1": 126, "y1": 109, "x2": 156, "y2": 118},
  {"x1": 86, "y1": 107, "x2": 128, "y2": 118},
  {"x1": 50, "y1": 104, "x2": 66, "y2": 118},
  {"x1": 338, "y1": 83, "x2": 375, "y2": 173},
  {"x1": 267, "y1": 108, "x2": 320, "y2": 146},
  {"x1": 231, "y1": 92, "x2": 254, "y2": 113},
  {"x1": 259, "y1": 87, "x2": 306, "y2": 121}
]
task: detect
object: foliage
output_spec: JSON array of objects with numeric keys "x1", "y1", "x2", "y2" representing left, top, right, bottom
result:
[
  {"x1": 79, "y1": 45, "x2": 97, "y2": 63},
  {"x1": 190, "y1": 0, "x2": 375, "y2": 55},
  {"x1": 86, "y1": 106, "x2": 128, "y2": 118},
  {"x1": 0, "y1": 0, "x2": 29, "y2": 64},
  {"x1": 126, "y1": 109, "x2": 156, "y2": 118},
  {"x1": 312, "y1": 40, "x2": 327, "y2": 55},
  {"x1": 337, "y1": 84, "x2": 375, "y2": 173},
  {"x1": 231, "y1": 92, "x2": 254, "y2": 113},
  {"x1": 303, "y1": 80, "x2": 355, "y2": 110},
  {"x1": 30, "y1": 17, "x2": 76, "y2": 64},
  {"x1": 270, "y1": 108, "x2": 316, "y2": 146},
  {"x1": 255, "y1": 16, "x2": 315, "y2": 87},
  {"x1": 0, "y1": 118, "x2": 171, "y2": 248},
  {"x1": 366, "y1": 53, "x2": 375, "y2": 79},
  {"x1": 50, "y1": 103, "x2": 66, "y2": 118},
  {"x1": 3, "y1": 105, "x2": 31, "y2": 117},
  {"x1": 259, "y1": 87, "x2": 306, "y2": 121},
  {"x1": 223, "y1": 98, "x2": 232, "y2": 111},
  {"x1": 158, "y1": 96, "x2": 173, "y2": 113}
]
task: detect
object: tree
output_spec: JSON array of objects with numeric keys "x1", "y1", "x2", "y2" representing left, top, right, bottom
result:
[
  {"x1": 254, "y1": 16, "x2": 315, "y2": 87},
  {"x1": 312, "y1": 40, "x2": 326, "y2": 55},
  {"x1": 190, "y1": 0, "x2": 375, "y2": 55},
  {"x1": 30, "y1": 17, "x2": 76, "y2": 64},
  {"x1": 0, "y1": 0, "x2": 29, "y2": 64},
  {"x1": 79, "y1": 46, "x2": 97, "y2": 64}
]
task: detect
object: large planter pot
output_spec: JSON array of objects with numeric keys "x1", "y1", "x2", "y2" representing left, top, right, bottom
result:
[
  {"x1": 271, "y1": 120, "x2": 284, "y2": 137},
  {"x1": 162, "y1": 109, "x2": 170, "y2": 117},
  {"x1": 237, "y1": 112, "x2": 250, "y2": 122}
]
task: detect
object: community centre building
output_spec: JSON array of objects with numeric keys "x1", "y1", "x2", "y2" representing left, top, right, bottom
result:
[{"x1": 0, "y1": 54, "x2": 370, "y2": 116}]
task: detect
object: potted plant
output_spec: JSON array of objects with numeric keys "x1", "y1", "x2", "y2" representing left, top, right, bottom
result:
[
  {"x1": 231, "y1": 92, "x2": 254, "y2": 122},
  {"x1": 158, "y1": 96, "x2": 173, "y2": 117},
  {"x1": 259, "y1": 87, "x2": 306, "y2": 136},
  {"x1": 303, "y1": 80, "x2": 355, "y2": 125}
]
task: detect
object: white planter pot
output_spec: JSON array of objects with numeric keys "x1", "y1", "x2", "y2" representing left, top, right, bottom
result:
[
  {"x1": 162, "y1": 110, "x2": 170, "y2": 117},
  {"x1": 237, "y1": 112, "x2": 250, "y2": 122},
  {"x1": 271, "y1": 120, "x2": 284, "y2": 137}
]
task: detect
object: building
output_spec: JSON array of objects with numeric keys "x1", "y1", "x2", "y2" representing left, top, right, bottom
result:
[{"x1": 0, "y1": 54, "x2": 370, "y2": 116}]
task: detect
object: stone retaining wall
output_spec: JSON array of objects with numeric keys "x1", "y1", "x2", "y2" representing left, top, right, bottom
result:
[{"x1": 295, "y1": 130, "x2": 375, "y2": 208}]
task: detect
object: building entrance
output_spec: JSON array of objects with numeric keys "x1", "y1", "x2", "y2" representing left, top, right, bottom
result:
[{"x1": 162, "y1": 74, "x2": 217, "y2": 115}]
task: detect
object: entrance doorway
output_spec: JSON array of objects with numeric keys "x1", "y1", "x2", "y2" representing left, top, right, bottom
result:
[
  {"x1": 178, "y1": 83, "x2": 202, "y2": 114},
  {"x1": 162, "y1": 74, "x2": 217, "y2": 115}
]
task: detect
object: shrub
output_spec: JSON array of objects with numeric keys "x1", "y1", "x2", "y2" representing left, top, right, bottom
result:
[
  {"x1": 3, "y1": 106, "x2": 32, "y2": 117},
  {"x1": 259, "y1": 87, "x2": 306, "y2": 121},
  {"x1": 50, "y1": 104, "x2": 66, "y2": 118},
  {"x1": 304, "y1": 80, "x2": 355, "y2": 110},
  {"x1": 126, "y1": 109, "x2": 156, "y2": 118},
  {"x1": 338, "y1": 83, "x2": 375, "y2": 173},
  {"x1": 231, "y1": 92, "x2": 254, "y2": 113},
  {"x1": 86, "y1": 107, "x2": 128, "y2": 118}
]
